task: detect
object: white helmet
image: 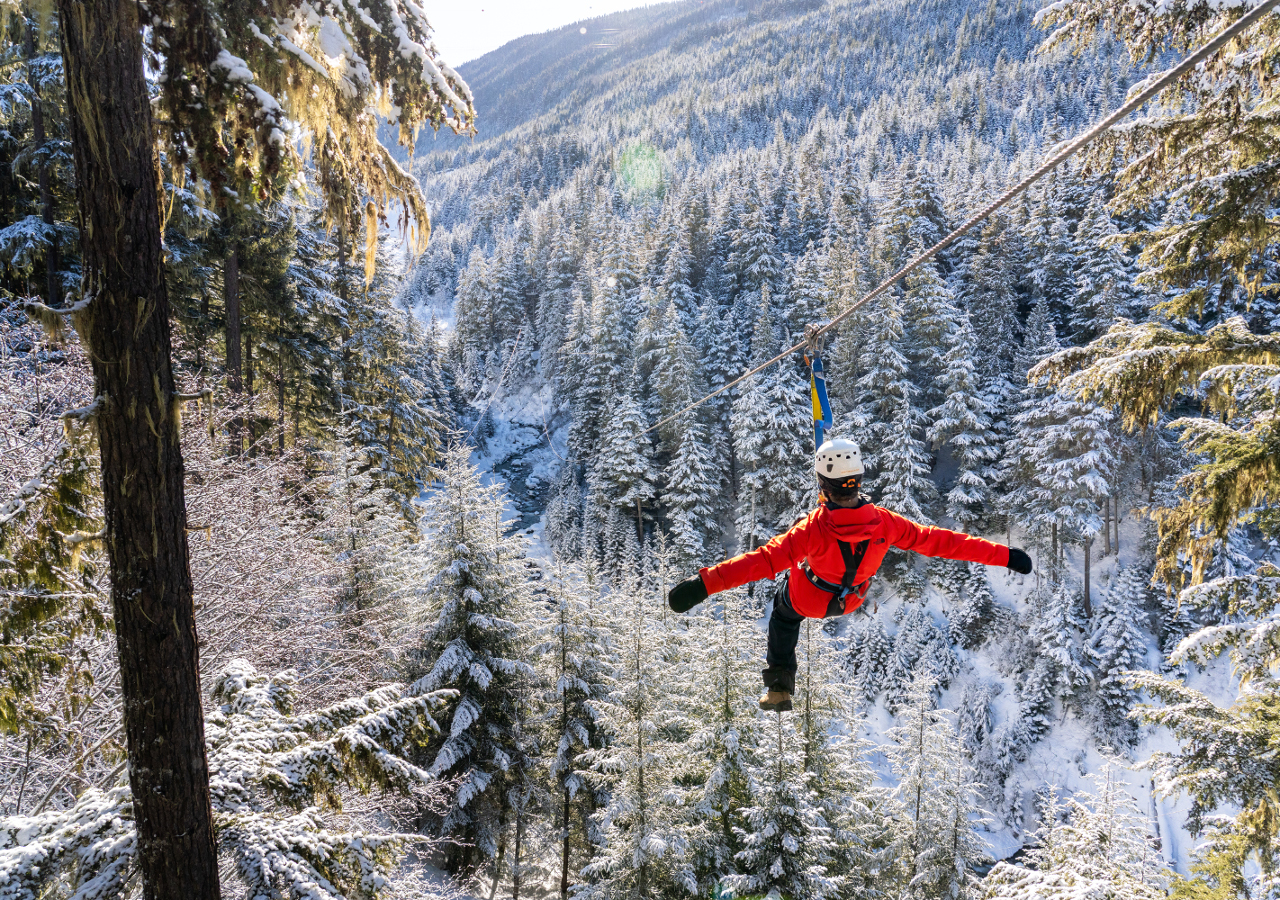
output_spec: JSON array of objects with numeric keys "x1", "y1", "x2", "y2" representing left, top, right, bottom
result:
[{"x1": 815, "y1": 438, "x2": 864, "y2": 480}]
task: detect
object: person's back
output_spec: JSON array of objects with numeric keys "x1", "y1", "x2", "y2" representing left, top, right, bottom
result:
[{"x1": 668, "y1": 437, "x2": 1032, "y2": 711}]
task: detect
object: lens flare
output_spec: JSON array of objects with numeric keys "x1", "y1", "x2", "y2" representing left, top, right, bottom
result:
[{"x1": 615, "y1": 143, "x2": 663, "y2": 204}]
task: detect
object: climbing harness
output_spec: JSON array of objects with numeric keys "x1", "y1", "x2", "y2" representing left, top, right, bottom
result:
[
  {"x1": 804, "y1": 324, "x2": 833, "y2": 451},
  {"x1": 639, "y1": 0, "x2": 1280, "y2": 441},
  {"x1": 801, "y1": 537, "x2": 871, "y2": 617}
]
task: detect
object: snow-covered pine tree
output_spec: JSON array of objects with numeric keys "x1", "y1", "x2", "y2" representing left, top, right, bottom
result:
[
  {"x1": 320, "y1": 433, "x2": 414, "y2": 615},
  {"x1": 531, "y1": 565, "x2": 614, "y2": 900},
  {"x1": 578, "y1": 573, "x2": 695, "y2": 899},
  {"x1": 794, "y1": 618, "x2": 890, "y2": 896},
  {"x1": 731, "y1": 303, "x2": 812, "y2": 548},
  {"x1": 887, "y1": 673, "x2": 989, "y2": 900},
  {"x1": 1005, "y1": 385, "x2": 1117, "y2": 614},
  {"x1": 1030, "y1": 576, "x2": 1089, "y2": 699},
  {"x1": 887, "y1": 605, "x2": 958, "y2": 711},
  {"x1": 950, "y1": 563, "x2": 998, "y2": 650},
  {"x1": 680, "y1": 586, "x2": 759, "y2": 892},
  {"x1": 726, "y1": 712, "x2": 843, "y2": 900},
  {"x1": 591, "y1": 379, "x2": 659, "y2": 552},
  {"x1": 0, "y1": 659, "x2": 458, "y2": 900},
  {"x1": 1022, "y1": 187, "x2": 1078, "y2": 328},
  {"x1": 928, "y1": 315, "x2": 999, "y2": 530},
  {"x1": 849, "y1": 615, "x2": 893, "y2": 706},
  {"x1": 783, "y1": 241, "x2": 829, "y2": 343},
  {"x1": 962, "y1": 215, "x2": 1021, "y2": 402},
  {"x1": 728, "y1": 186, "x2": 782, "y2": 299},
  {"x1": 853, "y1": 289, "x2": 936, "y2": 527},
  {"x1": 1085, "y1": 565, "x2": 1152, "y2": 746},
  {"x1": 902, "y1": 243, "x2": 958, "y2": 412},
  {"x1": 982, "y1": 763, "x2": 1166, "y2": 900},
  {"x1": 399, "y1": 446, "x2": 537, "y2": 877},
  {"x1": 1071, "y1": 195, "x2": 1136, "y2": 344}
]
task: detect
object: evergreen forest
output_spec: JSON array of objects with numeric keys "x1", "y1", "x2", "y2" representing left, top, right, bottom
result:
[{"x1": 1, "y1": 0, "x2": 1278, "y2": 899}]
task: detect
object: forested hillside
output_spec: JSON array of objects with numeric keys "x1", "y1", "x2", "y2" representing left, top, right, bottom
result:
[{"x1": 1, "y1": 0, "x2": 1278, "y2": 899}]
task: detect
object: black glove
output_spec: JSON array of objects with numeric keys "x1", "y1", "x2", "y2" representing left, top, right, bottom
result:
[
  {"x1": 1007, "y1": 548, "x2": 1032, "y2": 575},
  {"x1": 668, "y1": 576, "x2": 709, "y2": 613}
]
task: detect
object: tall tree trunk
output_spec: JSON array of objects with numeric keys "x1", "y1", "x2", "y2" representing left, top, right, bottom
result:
[
  {"x1": 225, "y1": 245, "x2": 241, "y2": 389},
  {"x1": 488, "y1": 833, "x2": 506, "y2": 900},
  {"x1": 25, "y1": 19, "x2": 59, "y2": 307},
  {"x1": 512, "y1": 799, "x2": 525, "y2": 900},
  {"x1": 1114, "y1": 497, "x2": 1121, "y2": 556},
  {"x1": 56, "y1": 3, "x2": 221, "y2": 899},
  {"x1": 197, "y1": 294, "x2": 208, "y2": 384},
  {"x1": 1082, "y1": 535, "x2": 1093, "y2": 618}
]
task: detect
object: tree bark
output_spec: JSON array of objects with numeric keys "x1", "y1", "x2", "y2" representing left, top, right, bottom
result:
[
  {"x1": 512, "y1": 798, "x2": 525, "y2": 900},
  {"x1": 56, "y1": 2, "x2": 221, "y2": 899},
  {"x1": 1114, "y1": 497, "x2": 1121, "y2": 556},
  {"x1": 25, "y1": 18, "x2": 59, "y2": 307}
]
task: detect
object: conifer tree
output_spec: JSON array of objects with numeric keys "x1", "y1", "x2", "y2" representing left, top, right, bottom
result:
[
  {"x1": 1085, "y1": 565, "x2": 1152, "y2": 745},
  {"x1": 983, "y1": 764, "x2": 1166, "y2": 900},
  {"x1": 579, "y1": 576, "x2": 695, "y2": 899},
  {"x1": 0, "y1": 658, "x2": 461, "y2": 900},
  {"x1": 902, "y1": 245, "x2": 958, "y2": 410},
  {"x1": 36, "y1": 4, "x2": 474, "y2": 891},
  {"x1": 681, "y1": 588, "x2": 759, "y2": 892},
  {"x1": 1023, "y1": 189, "x2": 1078, "y2": 326},
  {"x1": 783, "y1": 241, "x2": 829, "y2": 342},
  {"x1": 853, "y1": 289, "x2": 935, "y2": 523},
  {"x1": 950, "y1": 563, "x2": 998, "y2": 650},
  {"x1": 731, "y1": 304, "x2": 812, "y2": 547},
  {"x1": 592, "y1": 382, "x2": 659, "y2": 539},
  {"x1": 887, "y1": 674, "x2": 989, "y2": 900},
  {"x1": 727, "y1": 713, "x2": 843, "y2": 900},
  {"x1": 401, "y1": 447, "x2": 537, "y2": 876},
  {"x1": 1071, "y1": 195, "x2": 1135, "y2": 344},
  {"x1": 928, "y1": 316, "x2": 999, "y2": 529},
  {"x1": 662, "y1": 422, "x2": 721, "y2": 572},
  {"x1": 1038, "y1": 0, "x2": 1279, "y2": 316},
  {"x1": 532, "y1": 566, "x2": 614, "y2": 900}
]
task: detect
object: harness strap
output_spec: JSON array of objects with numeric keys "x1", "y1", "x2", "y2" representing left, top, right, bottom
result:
[{"x1": 800, "y1": 538, "x2": 871, "y2": 618}]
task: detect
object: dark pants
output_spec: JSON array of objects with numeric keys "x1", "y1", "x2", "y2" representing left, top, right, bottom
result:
[{"x1": 763, "y1": 573, "x2": 805, "y2": 693}]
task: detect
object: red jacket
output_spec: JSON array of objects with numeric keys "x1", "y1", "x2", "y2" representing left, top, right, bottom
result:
[{"x1": 699, "y1": 502, "x2": 1011, "y2": 619}]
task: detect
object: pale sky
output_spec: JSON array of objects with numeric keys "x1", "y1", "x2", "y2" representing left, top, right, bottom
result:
[{"x1": 427, "y1": 1, "x2": 665, "y2": 66}]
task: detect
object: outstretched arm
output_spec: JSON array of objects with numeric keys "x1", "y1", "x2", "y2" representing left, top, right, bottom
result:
[
  {"x1": 699, "y1": 518, "x2": 812, "y2": 594},
  {"x1": 881, "y1": 508, "x2": 1025, "y2": 569}
]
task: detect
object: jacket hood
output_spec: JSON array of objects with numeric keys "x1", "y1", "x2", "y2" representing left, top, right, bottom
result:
[{"x1": 815, "y1": 501, "x2": 883, "y2": 542}]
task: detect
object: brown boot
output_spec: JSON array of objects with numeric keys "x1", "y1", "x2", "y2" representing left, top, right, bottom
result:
[{"x1": 759, "y1": 689, "x2": 793, "y2": 712}]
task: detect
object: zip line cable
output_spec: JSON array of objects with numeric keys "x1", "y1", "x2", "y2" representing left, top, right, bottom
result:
[{"x1": 641, "y1": 0, "x2": 1280, "y2": 439}]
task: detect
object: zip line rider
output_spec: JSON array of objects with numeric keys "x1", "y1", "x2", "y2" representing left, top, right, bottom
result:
[{"x1": 667, "y1": 438, "x2": 1034, "y2": 712}]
